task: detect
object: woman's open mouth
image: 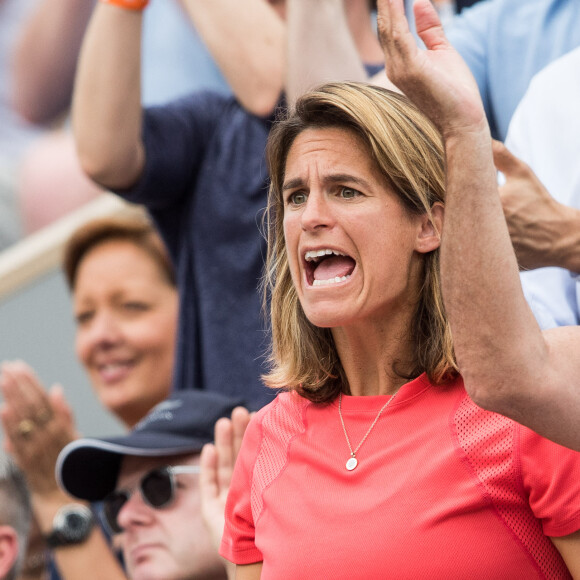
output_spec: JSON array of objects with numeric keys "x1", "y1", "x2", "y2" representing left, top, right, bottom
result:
[{"x1": 304, "y1": 249, "x2": 356, "y2": 286}]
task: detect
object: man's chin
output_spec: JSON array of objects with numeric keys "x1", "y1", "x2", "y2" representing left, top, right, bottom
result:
[{"x1": 128, "y1": 549, "x2": 174, "y2": 580}]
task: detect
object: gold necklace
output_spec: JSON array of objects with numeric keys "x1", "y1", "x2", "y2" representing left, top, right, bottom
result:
[{"x1": 338, "y1": 389, "x2": 400, "y2": 471}]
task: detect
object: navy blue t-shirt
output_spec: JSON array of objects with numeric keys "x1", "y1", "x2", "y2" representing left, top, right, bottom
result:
[
  {"x1": 116, "y1": 72, "x2": 384, "y2": 410},
  {"x1": 117, "y1": 92, "x2": 276, "y2": 409}
]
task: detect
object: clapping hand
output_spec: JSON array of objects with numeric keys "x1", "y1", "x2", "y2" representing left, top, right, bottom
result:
[
  {"x1": 200, "y1": 406, "x2": 251, "y2": 580},
  {"x1": 0, "y1": 360, "x2": 77, "y2": 497}
]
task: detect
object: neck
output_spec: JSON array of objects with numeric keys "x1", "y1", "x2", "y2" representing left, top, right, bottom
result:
[
  {"x1": 345, "y1": 0, "x2": 384, "y2": 65},
  {"x1": 332, "y1": 313, "x2": 416, "y2": 397}
]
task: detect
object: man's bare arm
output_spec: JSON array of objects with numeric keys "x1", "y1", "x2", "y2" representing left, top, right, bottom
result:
[
  {"x1": 182, "y1": 0, "x2": 285, "y2": 117},
  {"x1": 12, "y1": 0, "x2": 95, "y2": 125},
  {"x1": 285, "y1": 0, "x2": 369, "y2": 107},
  {"x1": 494, "y1": 140, "x2": 580, "y2": 273},
  {"x1": 72, "y1": 3, "x2": 145, "y2": 190}
]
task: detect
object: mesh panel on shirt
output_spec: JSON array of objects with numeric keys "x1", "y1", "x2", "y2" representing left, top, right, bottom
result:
[
  {"x1": 455, "y1": 396, "x2": 570, "y2": 579},
  {"x1": 251, "y1": 395, "x2": 308, "y2": 524}
]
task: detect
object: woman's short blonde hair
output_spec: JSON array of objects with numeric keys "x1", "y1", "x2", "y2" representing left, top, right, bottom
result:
[
  {"x1": 263, "y1": 82, "x2": 457, "y2": 403},
  {"x1": 63, "y1": 215, "x2": 175, "y2": 291}
]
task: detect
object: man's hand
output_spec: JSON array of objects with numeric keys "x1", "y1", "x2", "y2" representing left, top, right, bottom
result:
[{"x1": 493, "y1": 140, "x2": 580, "y2": 273}]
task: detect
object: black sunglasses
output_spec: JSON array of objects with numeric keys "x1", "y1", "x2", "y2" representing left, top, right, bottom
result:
[{"x1": 103, "y1": 465, "x2": 200, "y2": 534}]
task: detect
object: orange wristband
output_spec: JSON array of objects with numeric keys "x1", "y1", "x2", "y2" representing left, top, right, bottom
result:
[{"x1": 100, "y1": 0, "x2": 149, "y2": 11}]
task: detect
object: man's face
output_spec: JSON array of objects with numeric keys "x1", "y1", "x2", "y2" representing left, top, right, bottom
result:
[{"x1": 115, "y1": 454, "x2": 226, "y2": 580}]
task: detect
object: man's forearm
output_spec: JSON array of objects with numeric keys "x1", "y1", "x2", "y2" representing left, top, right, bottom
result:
[
  {"x1": 286, "y1": 0, "x2": 367, "y2": 107},
  {"x1": 182, "y1": 0, "x2": 285, "y2": 117},
  {"x1": 12, "y1": 0, "x2": 96, "y2": 124},
  {"x1": 549, "y1": 205, "x2": 580, "y2": 273},
  {"x1": 72, "y1": 2, "x2": 145, "y2": 189}
]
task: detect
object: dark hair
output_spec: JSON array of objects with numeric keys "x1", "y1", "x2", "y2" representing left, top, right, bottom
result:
[{"x1": 63, "y1": 215, "x2": 175, "y2": 290}]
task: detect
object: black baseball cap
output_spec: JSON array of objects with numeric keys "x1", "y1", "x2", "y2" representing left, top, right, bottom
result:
[{"x1": 56, "y1": 390, "x2": 245, "y2": 501}]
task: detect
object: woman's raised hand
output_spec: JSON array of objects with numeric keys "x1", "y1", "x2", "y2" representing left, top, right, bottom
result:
[{"x1": 377, "y1": 0, "x2": 486, "y2": 138}]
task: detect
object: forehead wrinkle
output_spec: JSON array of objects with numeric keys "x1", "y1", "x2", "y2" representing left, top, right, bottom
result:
[{"x1": 282, "y1": 173, "x2": 373, "y2": 192}]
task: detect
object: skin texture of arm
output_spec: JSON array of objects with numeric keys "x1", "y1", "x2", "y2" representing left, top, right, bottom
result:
[
  {"x1": 285, "y1": 0, "x2": 367, "y2": 107},
  {"x1": 73, "y1": 0, "x2": 284, "y2": 190},
  {"x1": 493, "y1": 140, "x2": 580, "y2": 273},
  {"x1": 11, "y1": 0, "x2": 96, "y2": 125},
  {"x1": 0, "y1": 361, "x2": 128, "y2": 580},
  {"x1": 551, "y1": 530, "x2": 580, "y2": 579},
  {"x1": 236, "y1": 562, "x2": 263, "y2": 580},
  {"x1": 182, "y1": 0, "x2": 285, "y2": 117},
  {"x1": 71, "y1": 3, "x2": 145, "y2": 190},
  {"x1": 376, "y1": 0, "x2": 580, "y2": 452}
]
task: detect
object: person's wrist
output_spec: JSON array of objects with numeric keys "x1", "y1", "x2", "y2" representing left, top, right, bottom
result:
[
  {"x1": 555, "y1": 206, "x2": 580, "y2": 274},
  {"x1": 99, "y1": 0, "x2": 149, "y2": 11},
  {"x1": 31, "y1": 489, "x2": 83, "y2": 534}
]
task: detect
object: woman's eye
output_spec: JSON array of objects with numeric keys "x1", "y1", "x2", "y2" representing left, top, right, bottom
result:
[
  {"x1": 288, "y1": 191, "x2": 308, "y2": 206},
  {"x1": 339, "y1": 187, "x2": 360, "y2": 199},
  {"x1": 75, "y1": 311, "x2": 94, "y2": 325},
  {"x1": 123, "y1": 302, "x2": 149, "y2": 312}
]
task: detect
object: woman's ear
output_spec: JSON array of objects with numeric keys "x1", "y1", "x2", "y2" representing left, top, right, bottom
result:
[{"x1": 415, "y1": 202, "x2": 444, "y2": 254}]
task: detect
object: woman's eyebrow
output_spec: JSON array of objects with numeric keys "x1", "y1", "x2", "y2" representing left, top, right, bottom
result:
[{"x1": 283, "y1": 173, "x2": 372, "y2": 191}]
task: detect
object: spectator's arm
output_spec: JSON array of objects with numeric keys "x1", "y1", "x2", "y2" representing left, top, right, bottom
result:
[
  {"x1": 493, "y1": 140, "x2": 580, "y2": 273},
  {"x1": 377, "y1": 0, "x2": 580, "y2": 451},
  {"x1": 551, "y1": 531, "x2": 580, "y2": 578},
  {"x1": 72, "y1": 2, "x2": 145, "y2": 190},
  {"x1": 285, "y1": 0, "x2": 367, "y2": 107},
  {"x1": 236, "y1": 563, "x2": 263, "y2": 580},
  {"x1": 33, "y1": 496, "x2": 128, "y2": 580},
  {"x1": 12, "y1": 0, "x2": 95, "y2": 125},
  {"x1": 182, "y1": 0, "x2": 285, "y2": 117},
  {"x1": 0, "y1": 361, "x2": 128, "y2": 580}
]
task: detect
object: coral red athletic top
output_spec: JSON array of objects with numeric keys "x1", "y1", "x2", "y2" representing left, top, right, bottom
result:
[{"x1": 221, "y1": 374, "x2": 580, "y2": 579}]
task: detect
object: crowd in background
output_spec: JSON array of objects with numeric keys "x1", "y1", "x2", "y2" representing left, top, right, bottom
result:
[{"x1": 1, "y1": 0, "x2": 580, "y2": 579}]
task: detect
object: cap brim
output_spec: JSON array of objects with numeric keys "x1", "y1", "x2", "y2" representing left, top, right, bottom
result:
[{"x1": 57, "y1": 434, "x2": 207, "y2": 501}]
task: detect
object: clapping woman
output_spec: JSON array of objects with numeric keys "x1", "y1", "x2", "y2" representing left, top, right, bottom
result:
[
  {"x1": 216, "y1": 35, "x2": 580, "y2": 580},
  {"x1": 1, "y1": 215, "x2": 178, "y2": 579}
]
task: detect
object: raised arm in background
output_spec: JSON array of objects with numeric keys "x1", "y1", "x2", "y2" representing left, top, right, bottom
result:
[
  {"x1": 12, "y1": 0, "x2": 95, "y2": 125},
  {"x1": 377, "y1": 0, "x2": 580, "y2": 453},
  {"x1": 286, "y1": 0, "x2": 391, "y2": 107},
  {"x1": 182, "y1": 0, "x2": 285, "y2": 117},
  {"x1": 73, "y1": 0, "x2": 286, "y2": 191},
  {"x1": 72, "y1": 2, "x2": 145, "y2": 190},
  {"x1": 286, "y1": 0, "x2": 367, "y2": 106}
]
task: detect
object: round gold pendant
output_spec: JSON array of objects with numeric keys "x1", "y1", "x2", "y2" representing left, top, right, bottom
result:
[{"x1": 346, "y1": 457, "x2": 358, "y2": 471}]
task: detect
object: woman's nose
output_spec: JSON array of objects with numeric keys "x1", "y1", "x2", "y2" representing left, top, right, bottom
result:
[
  {"x1": 300, "y1": 191, "x2": 333, "y2": 231},
  {"x1": 85, "y1": 311, "x2": 123, "y2": 348}
]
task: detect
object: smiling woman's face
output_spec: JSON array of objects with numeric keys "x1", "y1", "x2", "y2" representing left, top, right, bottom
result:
[
  {"x1": 73, "y1": 239, "x2": 178, "y2": 427},
  {"x1": 282, "y1": 126, "x2": 427, "y2": 330}
]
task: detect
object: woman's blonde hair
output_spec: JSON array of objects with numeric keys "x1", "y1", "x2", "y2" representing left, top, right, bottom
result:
[
  {"x1": 63, "y1": 214, "x2": 175, "y2": 290},
  {"x1": 262, "y1": 82, "x2": 457, "y2": 403}
]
